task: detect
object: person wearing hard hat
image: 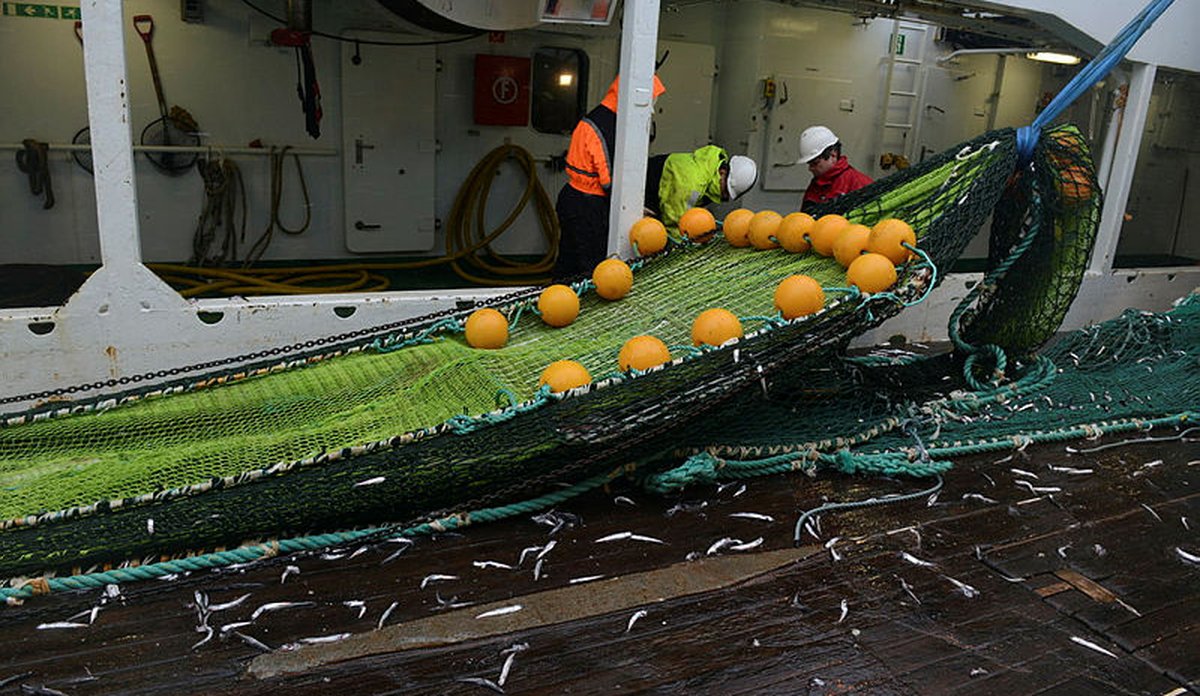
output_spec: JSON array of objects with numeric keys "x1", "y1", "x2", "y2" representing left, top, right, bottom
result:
[
  {"x1": 796, "y1": 125, "x2": 873, "y2": 212},
  {"x1": 553, "y1": 74, "x2": 667, "y2": 279},
  {"x1": 644, "y1": 146, "x2": 758, "y2": 230}
]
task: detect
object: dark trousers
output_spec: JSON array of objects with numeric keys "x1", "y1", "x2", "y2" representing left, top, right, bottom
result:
[{"x1": 553, "y1": 185, "x2": 610, "y2": 280}]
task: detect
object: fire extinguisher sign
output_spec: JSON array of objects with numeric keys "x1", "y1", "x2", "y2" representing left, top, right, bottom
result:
[{"x1": 474, "y1": 54, "x2": 531, "y2": 126}]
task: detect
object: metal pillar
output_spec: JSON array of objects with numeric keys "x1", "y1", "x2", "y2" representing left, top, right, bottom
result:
[{"x1": 608, "y1": 0, "x2": 660, "y2": 259}]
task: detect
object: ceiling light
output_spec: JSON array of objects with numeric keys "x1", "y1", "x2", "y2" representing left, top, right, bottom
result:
[{"x1": 1027, "y1": 51, "x2": 1081, "y2": 65}]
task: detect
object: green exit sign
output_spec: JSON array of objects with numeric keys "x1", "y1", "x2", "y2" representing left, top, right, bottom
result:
[
  {"x1": 893, "y1": 34, "x2": 907, "y2": 56},
  {"x1": 2, "y1": 3, "x2": 80, "y2": 19}
]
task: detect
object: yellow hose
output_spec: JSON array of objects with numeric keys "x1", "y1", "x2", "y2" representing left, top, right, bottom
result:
[{"x1": 151, "y1": 143, "x2": 559, "y2": 296}]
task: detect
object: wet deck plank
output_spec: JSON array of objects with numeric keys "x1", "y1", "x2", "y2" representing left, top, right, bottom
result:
[{"x1": 1, "y1": 437, "x2": 1196, "y2": 694}]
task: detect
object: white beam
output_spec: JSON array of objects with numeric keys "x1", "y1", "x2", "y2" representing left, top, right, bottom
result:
[
  {"x1": 608, "y1": 0, "x2": 660, "y2": 259},
  {"x1": 1089, "y1": 62, "x2": 1156, "y2": 274}
]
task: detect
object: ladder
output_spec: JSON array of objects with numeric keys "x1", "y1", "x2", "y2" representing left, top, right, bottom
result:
[{"x1": 879, "y1": 19, "x2": 929, "y2": 164}]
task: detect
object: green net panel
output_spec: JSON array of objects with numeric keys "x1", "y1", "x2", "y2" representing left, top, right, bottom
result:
[{"x1": 2, "y1": 130, "x2": 1017, "y2": 577}]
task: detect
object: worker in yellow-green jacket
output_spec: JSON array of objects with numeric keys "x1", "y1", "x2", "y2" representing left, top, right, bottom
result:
[{"x1": 644, "y1": 145, "x2": 758, "y2": 230}]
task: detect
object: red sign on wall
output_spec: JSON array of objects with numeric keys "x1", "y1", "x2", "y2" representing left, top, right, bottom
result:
[{"x1": 474, "y1": 54, "x2": 530, "y2": 127}]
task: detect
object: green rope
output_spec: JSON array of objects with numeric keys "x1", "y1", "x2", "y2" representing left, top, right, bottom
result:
[
  {"x1": 793, "y1": 474, "x2": 944, "y2": 544},
  {"x1": 0, "y1": 466, "x2": 622, "y2": 603}
]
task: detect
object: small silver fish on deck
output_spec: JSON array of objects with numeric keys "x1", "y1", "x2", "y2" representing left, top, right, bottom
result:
[
  {"x1": 1070, "y1": 635, "x2": 1118, "y2": 659},
  {"x1": 824, "y1": 537, "x2": 842, "y2": 562},
  {"x1": 1014, "y1": 480, "x2": 1061, "y2": 494},
  {"x1": 378, "y1": 601, "x2": 399, "y2": 630},
  {"x1": 1010, "y1": 468, "x2": 1038, "y2": 479},
  {"x1": 942, "y1": 575, "x2": 979, "y2": 598},
  {"x1": 1047, "y1": 465, "x2": 1093, "y2": 475},
  {"x1": 532, "y1": 558, "x2": 545, "y2": 582},
  {"x1": 625, "y1": 609, "x2": 648, "y2": 633},
  {"x1": 595, "y1": 532, "x2": 632, "y2": 543},
  {"x1": 900, "y1": 551, "x2": 936, "y2": 567},
  {"x1": 476, "y1": 605, "x2": 523, "y2": 619},
  {"x1": 343, "y1": 600, "x2": 367, "y2": 619},
  {"x1": 354, "y1": 476, "x2": 386, "y2": 487},
  {"x1": 250, "y1": 601, "x2": 315, "y2": 621},
  {"x1": 209, "y1": 593, "x2": 252, "y2": 612},
  {"x1": 837, "y1": 599, "x2": 848, "y2": 624},
  {"x1": 280, "y1": 565, "x2": 301, "y2": 584},
  {"x1": 473, "y1": 560, "x2": 514, "y2": 570},
  {"x1": 1141, "y1": 504, "x2": 1163, "y2": 522},
  {"x1": 729, "y1": 512, "x2": 774, "y2": 523},
  {"x1": 536, "y1": 540, "x2": 557, "y2": 561},
  {"x1": 613, "y1": 496, "x2": 637, "y2": 507},
  {"x1": 629, "y1": 534, "x2": 666, "y2": 544},
  {"x1": 730, "y1": 537, "x2": 763, "y2": 552},
  {"x1": 897, "y1": 576, "x2": 921, "y2": 604},
  {"x1": 962, "y1": 493, "x2": 999, "y2": 504},
  {"x1": 457, "y1": 677, "x2": 504, "y2": 693},
  {"x1": 420, "y1": 574, "x2": 459, "y2": 589},
  {"x1": 219, "y1": 621, "x2": 252, "y2": 634},
  {"x1": 231, "y1": 631, "x2": 272, "y2": 652},
  {"x1": 1176, "y1": 547, "x2": 1200, "y2": 565},
  {"x1": 36, "y1": 621, "x2": 89, "y2": 630},
  {"x1": 299, "y1": 633, "x2": 351, "y2": 644},
  {"x1": 568, "y1": 575, "x2": 604, "y2": 584}
]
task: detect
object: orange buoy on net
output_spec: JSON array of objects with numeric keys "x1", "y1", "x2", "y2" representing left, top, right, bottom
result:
[
  {"x1": 679, "y1": 207, "x2": 717, "y2": 243},
  {"x1": 808, "y1": 214, "x2": 850, "y2": 256},
  {"x1": 691, "y1": 308, "x2": 744, "y2": 347},
  {"x1": 846, "y1": 253, "x2": 898, "y2": 294},
  {"x1": 1055, "y1": 165, "x2": 1095, "y2": 206},
  {"x1": 592, "y1": 258, "x2": 633, "y2": 300},
  {"x1": 833, "y1": 223, "x2": 871, "y2": 268},
  {"x1": 774, "y1": 274, "x2": 825, "y2": 319},
  {"x1": 618, "y1": 335, "x2": 671, "y2": 372},
  {"x1": 538, "y1": 360, "x2": 592, "y2": 393},
  {"x1": 866, "y1": 218, "x2": 916, "y2": 264},
  {"x1": 747, "y1": 210, "x2": 783, "y2": 250},
  {"x1": 537, "y1": 284, "x2": 580, "y2": 327},
  {"x1": 776, "y1": 212, "x2": 814, "y2": 253},
  {"x1": 465, "y1": 308, "x2": 509, "y2": 349},
  {"x1": 722, "y1": 208, "x2": 755, "y2": 247},
  {"x1": 629, "y1": 217, "x2": 668, "y2": 256}
]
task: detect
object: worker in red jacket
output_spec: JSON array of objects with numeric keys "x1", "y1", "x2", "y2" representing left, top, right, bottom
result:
[
  {"x1": 553, "y1": 74, "x2": 666, "y2": 279},
  {"x1": 797, "y1": 125, "x2": 873, "y2": 212}
]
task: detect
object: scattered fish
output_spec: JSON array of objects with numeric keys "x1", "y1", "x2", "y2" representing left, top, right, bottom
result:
[
  {"x1": 730, "y1": 537, "x2": 764, "y2": 552},
  {"x1": 1176, "y1": 547, "x2": 1200, "y2": 565},
  {"x1": 343, "y1": 600, "x2": 367, "y2": 619},
  {"x1": 568, "y1": 575, "x2": 604, "y2": 584},
  {"x1": 980, "y1": 472, "x2": 997, "y2": 487},
  {"x1": 250, "y1": 601, "x2": 315, "y2": 621},
  {"x1": 900, "y1": 551, "x2": 936, "y2": 567},
  {"x1": 434, "y1": 592, "x2": 474, "y2": 611},
  {"x1": 208, "y1": 593, "x2": 252, "y2": 612},
  {"x1": 420, "y1": 574, "x2": 459, "y2": 589},
  {"x1": 299, "y1": 633, "x2": 351, "y2": 644},
  {"x1": 219, "y1": 621, "x2": 252, "y2": 634},
  {"x1": 517, "y1": 545, "x2": 544, "y2": 566},
  {"x1": 1182, "y1": 517, "x2": 1191, "y2": 531},
  {"x1": 473, "y1": 560, "x2": 514, "y2": 570},
  {"x1": 962, "y1": 493, "x2": 999, "y2": 504},
  {"x1": 232, "y1": 631, "x2": 273, "y2": 652},
  {"x1": 497, "y1": 653, "x2": 518, "y2": 687},
  {"x1": 1014, "y1": 480, "x2": 1061, "y2": 494},
  {"x1": 378, "y1": 601, "x2": 399, "y2": 630},
  {"x1": 837, "y1": 598, "x2": 849, "y2": 624},
  {"x1": 1047, "y1": 465, "x2": 1093, "y2": 475},
  {"x1": 536, "y1": 540, "x2": 557, "y2": 561},
  {"x1": 36, "y1": 621, "x2": 89, "y2": 630},
  {"x1": 476, "y1": 605, "x2": 523, "y2": 619},
  {"x1": 626, "y1": 609, "x2": 648, "y2": 633},
  {"x1": 354, "y1": 476, "x2": 386, "y2": 487},
  {"x1": 732, "y1": 484, "x2": 747, "y2": 497},
  {"x1": 824, "y1": 537, "x2": 842, "y2": 563},
  {"x1": 613, "y1": 496, "x2": 637, "y2": 507},
  {"x1": 1092, "y1": 544, "x2": 1107, "y2": 557},
  {"x1": 897, "y1": 576, "x2": 921, "y2": 605},
  {"x1": 970, "y1": 668, "x2": 989, "y2": 677},
  {"x1": 381, "y1": 538, "x2": 414, "y2": 565},
  {"x1": 1141, "y1": 504, "x2": 1163, "y2": 522},
  {"x1": 595, "y1": 532, "x2": 633, "y2": 543},
  {"x1": 706, "y1": 537, "x2": 741, "y2": 555},
  {"x1": 1010, "y1": 467, "x2": 1038, "y2": 479},
  {"x1": 943, "y1": 575, "x2": 980, "y2": 598},
  {"x1": 533, "y1": 558, "x2": 545, "y2": 582},
  {"x1": 191, "y1": 627, "x2": 214, "y2": 650},
  {"x1": 629, "y1": 534, "x2": 666, "y2": 544},
  {"x1": 146, "y1": 518, "x2": 155, "y2": 535},
  {"x1": 1070, "y1": 635, "x2": 1118, "y2": 659},
  {"x1": 280, "y1": 565, "x2": 301, "y2": 584},
  {"x1": 457, "y1": 677, "x2": 505, "y2": 694},
  {"x1": 17, "y1": 685, "x2": 69, "y2": 696},
  {"x1": 729, "y1": 512, "x2": 774, "y2": 522},
  {"x1": 1057, "y1": 544, "x2": 1072, "y2": 558}
]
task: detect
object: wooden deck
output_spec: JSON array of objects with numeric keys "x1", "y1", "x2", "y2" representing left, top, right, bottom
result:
[{"x1": 2, "y1": 435, "x2": 1197, "y2": 694}]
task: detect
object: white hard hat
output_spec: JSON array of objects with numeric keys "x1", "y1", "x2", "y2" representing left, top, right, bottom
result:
[
  {"x1": 797, "y1": 125, "x2": 839, "y2": 163},
  {"x1": 726, "y1": 155, "x2": 758, "y2": 199}
]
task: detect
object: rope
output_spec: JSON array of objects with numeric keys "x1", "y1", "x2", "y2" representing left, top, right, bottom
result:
[
  {"x1": 243, "y1": 146, "x2": 311, "y2": 266},
  {"x1": 1016, "y1": 0, "x2": 1175, "y2": 161},
  {"x1": 0, "y1": 466, "x2": 622, "y2": 603},
  {"x1": 190, "y1": 156, "x2": 247, "y2": 266},
  {"x1": 15, "y1": 139, "x2": 54, "y2": 209},
  {"x1": 149, "y1": 144, "x2": 558, "y2": 295},
  {"x1": 793, "y1": 474, "x2": 943, "y2": 545}
]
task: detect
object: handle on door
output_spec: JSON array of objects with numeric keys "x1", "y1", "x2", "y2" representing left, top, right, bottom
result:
[
  {"x1": 355, "y1": 221, "x2": 382, "y2": 231},
  {"x1": 355, "y1": 138, "x2": 375, "y2": 165}
]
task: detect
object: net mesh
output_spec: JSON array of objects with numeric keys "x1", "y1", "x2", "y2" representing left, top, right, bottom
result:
[{"x1": 4, "y1": 125, "x2": 1190, "y2": 580}]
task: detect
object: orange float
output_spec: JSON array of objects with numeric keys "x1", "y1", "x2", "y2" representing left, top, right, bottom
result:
[
  {"x1": 592, "y1": 258, "x2": 633, "y2": 300},
  {"x1": 691, "y1": 308, "x2": 744, "y2": 347},
  {"x1": 773, "y1": 275, "x2": 825, "y2": 319},
  {"x1": 464, "y1": 308, "x2": 509, "y2": 349},
  {"x1": 618, "y1": 335, "x2": 672, "y2": 372},
  {"x1": 722, "y1": 208, "x2": 755, "y2": 248},
  {"x1": 537, "y1": 284, "x2": 580, "y2": 327}
]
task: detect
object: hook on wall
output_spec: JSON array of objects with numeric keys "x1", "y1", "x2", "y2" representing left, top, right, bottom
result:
[{"x1": 351, "y1": 40, "x2": 362, "y2": 66}]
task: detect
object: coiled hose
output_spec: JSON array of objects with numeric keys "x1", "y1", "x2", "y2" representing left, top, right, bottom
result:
[{"x1": 151, "y1": 143, "x2": 559, "y2": 296}]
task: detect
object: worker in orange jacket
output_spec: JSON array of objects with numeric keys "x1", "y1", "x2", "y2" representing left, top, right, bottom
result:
[{"x1": 553, "y1": 74, "x2": 666, "y2": 279}]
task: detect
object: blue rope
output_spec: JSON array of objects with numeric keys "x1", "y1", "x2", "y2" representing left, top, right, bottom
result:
[{"x1": 1016, "y1": 0, "x2": 1175, "y2": 162}]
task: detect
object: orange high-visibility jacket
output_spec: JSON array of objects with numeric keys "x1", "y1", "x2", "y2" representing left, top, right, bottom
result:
[{"x1": 565, "y1": 75, "x2": 666, "y2": 197}]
